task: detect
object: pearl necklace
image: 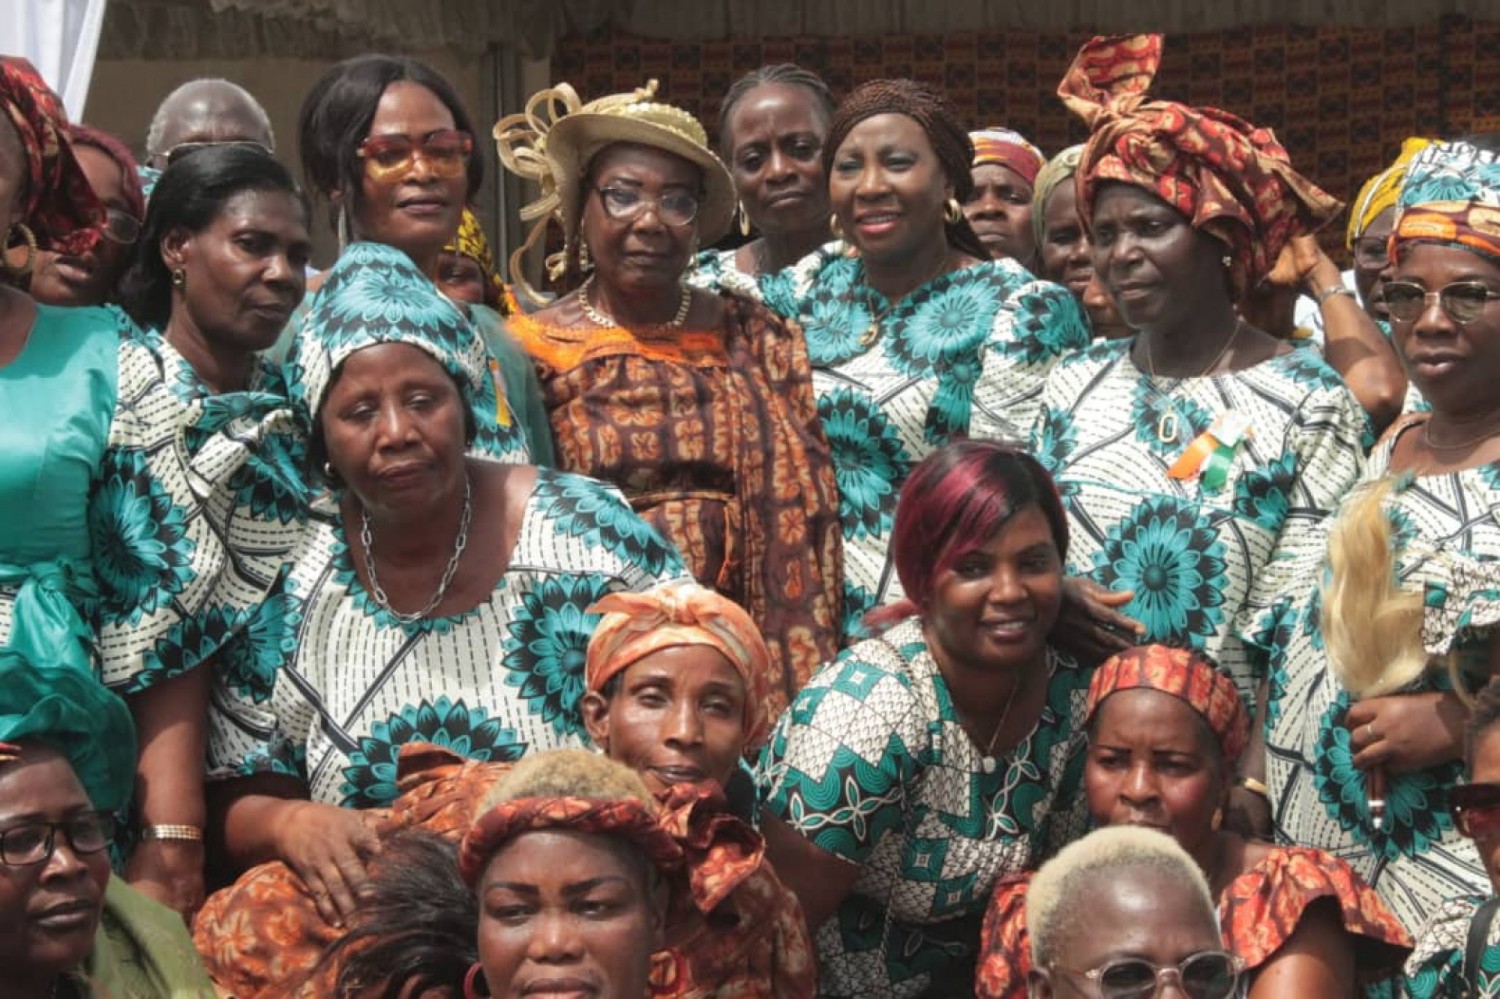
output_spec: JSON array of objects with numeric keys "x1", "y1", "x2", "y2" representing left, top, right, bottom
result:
[
  {"x1": 360, "y1": 474, "x2": 472, "y2": 624},
  {"x1": 578, "y1": 274, "x2": 692, "y2": 329}
]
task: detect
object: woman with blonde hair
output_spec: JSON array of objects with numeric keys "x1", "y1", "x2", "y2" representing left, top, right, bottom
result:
[{"x1": 1244, "y1": 137, "x2": 1500, "y2": 931}]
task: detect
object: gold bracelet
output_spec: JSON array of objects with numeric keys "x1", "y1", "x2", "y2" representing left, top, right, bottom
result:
[
  {"x1": 140, "y1": 824, "x2": 204, "y2": 843},
  {"x1": 1237, "y1": 776, "x2": 1270, "y2": 798}
]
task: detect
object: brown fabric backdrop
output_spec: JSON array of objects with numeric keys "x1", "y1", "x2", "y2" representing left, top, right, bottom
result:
[{"x1": 553, "y1": 15, "x2": 1500, "y2": 256}]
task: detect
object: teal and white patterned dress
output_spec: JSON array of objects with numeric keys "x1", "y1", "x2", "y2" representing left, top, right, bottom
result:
[
  {"x1": 1033, "y1": 338, "x2": 1369, "y2": 699},
  {"x1": 688, "y1": 247, "x2": 762, "y2": 301},
  {"x1": 1243, "y1": 429, "x2": 1500, "y2": 932},
  {"x1": 755, "y1": 617, "x2": 1092, "y2": 997},
  {"x1": 207, "y1": 469, "x2": 686, "y2": 807},
  {"x1": 761, "y1": 244, "x2": 1089, "y2": 638},
  {"x1": 1407, "y1": 894, "x2": 1500, "y2": 997}
]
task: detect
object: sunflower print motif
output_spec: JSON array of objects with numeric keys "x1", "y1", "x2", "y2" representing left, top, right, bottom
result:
[
  {"x1": 501, "y1": 573, "x2": 616, "y2": 740},
  {"x1": 89, "y1": 446, "x2": 198, "y2": 627},
  {"x1": 1405, "y1": 894, "x2": 1500, "y2": 998},
  {"x1": 818, "y1": 387, "x2": 911, "y2": 542},
  {"x1": 529, "y1": 471, "x2": 684, "y2": 579}
]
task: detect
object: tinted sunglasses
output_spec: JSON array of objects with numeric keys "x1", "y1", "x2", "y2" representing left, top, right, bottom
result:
[
  {"x1": 1383, "y1": 280, "x2": 1500, "y2": 325},
  {"x1": 101, "y1": 208, "x2": 141, "y2": 246},
  {"x1": 357, "y1": 129, "x2": 473, "y2": 182},
  {"x1": 1453, "y1": 781, "x2": 1500, "y2": 838},
  {"x1": 1055, "y1": 950, "x2": 1244, "y2": 999},
  {"x1": 164, "y1": 139, "x2": 274, "y2": 166}
]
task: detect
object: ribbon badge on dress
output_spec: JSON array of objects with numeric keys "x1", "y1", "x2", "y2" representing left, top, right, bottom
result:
[{"x1": 1167, "y1": 412, "x2": 1253, "y2": 493}]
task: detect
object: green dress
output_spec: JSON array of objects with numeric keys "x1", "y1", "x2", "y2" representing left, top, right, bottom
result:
[{"x1": 63, "y1": 876, "x2": 217, "y2": 997}]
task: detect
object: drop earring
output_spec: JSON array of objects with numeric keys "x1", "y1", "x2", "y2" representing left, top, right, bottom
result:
[
  {"x1": 171, "y1": 268, "x2": 186, "y2": 289},
  {"x1": 738, "y1": 202, "x2": 752, "y2": 238},
  {"x1": 829, "y1": 213, "x2": 845, "y2": 241},
  {"x1": 337, "y1": 206, "x2": 352, "y2": 253},
  {"x1": 944, "y1": 198, "x2": 964, "y2": 224}
]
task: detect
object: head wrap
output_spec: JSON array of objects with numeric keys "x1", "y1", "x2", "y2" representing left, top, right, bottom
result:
[
  {"x1": 1346, "y1": 138, "x2": 1433, "y2": 247},
  {"x1": 495, "y1": 78, "x2": 735, "y2": 306},
  {"x1": 0, "y1": 57, "x2": 102, "y2": 258},
  {"x1": 1084, "y1": 645, "x2": 1248, "y2": 764},
  {"x1": 0, "y1": 650, "x2": 136, "y2": 813},
  {"x1": 1392, "y1": 139, "x2": 1500, "y2": 266},
  {"x1": 68, "y1": 123, "x2": 147, "y2": 225},
  {"x1": 586, "y1": 582, "x2": 773, "y2": 750},
  {"x1": 286, "y1": 241, "x2": 510, "y2": 466},
  {"x1": 1031, "y1": 144, "x2": 1085, "y2": 246},
  {"x1": 971, "y1": 128, "x2": 1047, "y2": 187},
  {"x1": 823, "y1": 78, "x2": 991, "y2": 261},
  {"x1": 458, "y1": 749, "x2": 683, "y2": 886},
  {"x1": 444, "y1": 206, "x2": 504, "y2": 309},
  {"x1": 1058, "y1": 34, "x2": 1341, "y2": 300}
]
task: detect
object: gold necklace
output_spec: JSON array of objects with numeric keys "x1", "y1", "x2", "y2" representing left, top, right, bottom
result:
[
  {"x1": 857, "y1": 253, "x2": 955, "y2": 347},
  {"x1": 1142, "y1": 322, "x2": 1244, "y2": 444},
  {"x1": 1421, "y1": 416, "x2": 1500, "y2": 454},
  {"x1": 578, "y1": 274, "x2": 692, "y2": 329},
  {"x1": 977, "y1": 674, "x2": 1025, "y2": 775}
]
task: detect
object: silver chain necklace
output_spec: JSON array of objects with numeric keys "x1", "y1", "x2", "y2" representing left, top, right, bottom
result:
[
  {"x1": 578, "y1": 274, "x2": 692, "y2": 328},
  {"x1": 359, "y1": 474, "x2": 472, "y2": 624}
]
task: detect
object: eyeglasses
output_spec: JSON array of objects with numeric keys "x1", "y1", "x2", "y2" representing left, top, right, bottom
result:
[
  {"x1": 1383, "y1": 280, "x2": 1500, "y2": 324},
  {"x1": 1352, "y1": 236, "x2": 1390, "y2": 270},
  {"x1": 592, "y1": 185, "x2": 699, "y2": 227},
  {"x1": 357, "y1": 129, "x2": 473, "y2": 182},
  {"x1": 164, "y1": 139, "x2": 274, "y2": 167},
  {"x1": 101, "y1": 208, "x2": 141, "y2": 246},
  {"x1": 1052, "y1": 950, "x2": 1244, "y2": 999},
  {"x1": 0, "y1": 811, "x2": 115, "y2": 867},
  {"x1": 1453, "y1": 781, "x2": 1500, "y2": 838}
]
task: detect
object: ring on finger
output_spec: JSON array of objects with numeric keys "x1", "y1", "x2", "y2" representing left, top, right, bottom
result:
[{"x1": 1365, "y1": 723, "x2": 1378, "y2": 741}]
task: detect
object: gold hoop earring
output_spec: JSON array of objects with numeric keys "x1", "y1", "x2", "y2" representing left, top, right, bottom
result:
[
  {"x1": 1211, "y1": 806, "x2": 1223, "y2": 831},
  {"x1": 944, "y1": 198, "x2": 964, "y2": 224},
  {"x1": 170, "y1": 268, "x2": 186, "y2": 289},
  {"x1": 829, "y1": 213, "x2": 845, "y2": 241},
  {"x1": 4, "y1": 222, "x2": 37, "y2": 278},
  {"x1": 738, "y1": 203, "x2": 752, "y2": 238}
]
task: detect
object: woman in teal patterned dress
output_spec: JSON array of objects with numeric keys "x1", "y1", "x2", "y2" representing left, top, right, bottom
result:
[
  {"x1": 759, "y1": 79, "x2": 1089, "y2": 638},
  {"x1": 756, "y1": 442, "x2": 1092, "y2": 998},
  {"x1": 206, "y1": 242, "x2": 686, "y2": 927},
  {"x1": 1033, "y1": 35, "x2": 1364, "y2": 713},
  {"x1": 1245, "y1": 138, "x2": 1500, "y2": 934}
]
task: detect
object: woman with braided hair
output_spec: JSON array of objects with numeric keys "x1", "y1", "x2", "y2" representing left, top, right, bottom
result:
[{"x1": 760, "y1": 78, "x2": 1095, "y2": 642}]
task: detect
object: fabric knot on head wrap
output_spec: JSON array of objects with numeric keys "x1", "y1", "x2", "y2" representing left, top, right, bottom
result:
[
  {"x1": 0, "y1": 649, "x2": 136, "y2": 813},
  {"x1": 494, "y1": 78, "x2": 734, "y2": 306},
  {"x1": 1030, "y1": 144, "x2": 1085, "y2": 245},
  {"x1": 1084, "y1": 644, "x2": 1248, "y2": 763},
  {"x1": 1346, "y1": 138, "x2": 1433, "y2": 247},
  {"x1": 0, "y1": 57, "x2": 103, "y2": 258},
  {"x1": 586, "y1": 582, "x2": 773, "y2": 750},
  {"x1": 444, "y1": 206, "x2": 505, "y2": 309},
  {"x1": 1058, "y1": 34, "x2": 1341, "y2": 301},
  {"x1": 1393, "y1": 139, "x2": 1500, "y2": 266},
  {"x1": 971, "y1": 128, "x2": 1047, "y2": 186},
  {"x1": 823, "y1": 78, "x2": 990, "y2": 261}
]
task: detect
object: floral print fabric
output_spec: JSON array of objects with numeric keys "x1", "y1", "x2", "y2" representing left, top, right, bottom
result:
[
  {"x1": 510, "y1": 292, "x2": 843, "y2": 716},
  {"x1": 760, "y1": 246, "x2": 1089, "y2": 639},
  {"x1": 1406, "y1": 894, "x2": 1500, "y2": 997},
  {"x1": 1033, "y1": 337, "x2": 1368, "y2": 700},
  {"x1": 1243, "y1": 427, "x2": 1500, "y2": 930},
  {"x1": 756, "y1": 617, "x2": 1092, "y2": 997},
  {"x1": 206, "y1": 468, "x2": 686, "y2": 806},
  {"x1": 688, "y1": 247, "x2": 763, "y2": 301}
]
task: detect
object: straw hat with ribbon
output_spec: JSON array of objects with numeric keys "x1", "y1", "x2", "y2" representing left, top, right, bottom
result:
[{"x1": 494, "y1": 79, "x2": 735, "y2": 305}]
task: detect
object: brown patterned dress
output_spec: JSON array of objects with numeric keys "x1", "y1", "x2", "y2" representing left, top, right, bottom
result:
[{"x1": 510, "y1": 292, "x2": 843, "y2": 713}]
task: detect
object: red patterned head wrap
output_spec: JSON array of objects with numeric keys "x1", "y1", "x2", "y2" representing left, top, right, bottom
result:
[
  {"x1": 587, "y1": 582, "x2": 773, "y2": 750},
  {"x1": 1058, "y1": 34, "x2": 1341, "y2": 301},
  {"x1": 1084, "y1": 644, "x2": 1248, "y2": 763},
  {"x1": 0, "y1": 58, "x2": 102, "y2": 257},
  {"x1": 970, "y1": 128, "x2": 1047, "y2": 186}
]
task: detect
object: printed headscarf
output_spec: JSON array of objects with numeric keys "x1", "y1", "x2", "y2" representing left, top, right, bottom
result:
[
  {"x1": 1393, "y1": 139, "x2": 1500, "y2": 265},
  {"x1": 285, "y1": 240, "x2": 520, "y2": 469},
  {"x1": 1058, "y1": 34, "x2": 1341, "y2": 300},
  {"x1": 823, "y1": 78, "x2": 990, "y2": 261},
  {"x1": 1346, "y1": 137, "x2": 1434, "y2": 247},
  {"x1": 1031, "y1": 144, "x2": 1085, "y2": 245},
  {"x1": 1084, "y1": 644, "x2": 1248, "y2": 763},
  {"x1": 0, "y1": 649, "x2": 136, "y2": 813},
  {"x1": 69, "y1": 123, "x2": 147, "y2": 224},
  {"x1": 444, "y1": 206, "x2": 504, "y2": 309},
  {"x1": 0, "y1": 57, "x2": 102, "y2": 257},
  {"x1": 971, "y1": 128, "x2": 1047, "y2": 186},
  {"x1": 587, "y1": 582, "x2": 773, "y2": 750}
]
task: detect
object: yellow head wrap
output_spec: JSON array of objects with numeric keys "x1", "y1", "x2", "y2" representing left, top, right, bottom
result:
[{"x1": 1346, "y1": 137, "x2": 1434, "y2": 247}]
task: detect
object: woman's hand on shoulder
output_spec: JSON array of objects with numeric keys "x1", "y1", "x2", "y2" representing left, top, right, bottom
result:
[
  {"x1": 273, "y1": 800, "x2": 382, "y2": 925},
  {"x1": 1053, "y1": 577, "x2": 1144, "y2": 666}
]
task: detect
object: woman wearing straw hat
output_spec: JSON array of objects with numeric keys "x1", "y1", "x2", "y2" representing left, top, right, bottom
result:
[{"x1": 495, "y1": 80, "x2": 843, "y2": 718}]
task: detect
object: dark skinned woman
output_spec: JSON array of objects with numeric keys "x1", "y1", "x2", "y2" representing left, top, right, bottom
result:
[
  {"x1": 962, "y1": 127, "x2": 1045, "y2": 269},
  {"x1": 495, "y1": 79, "x2": 842, "y2": 716},
  {"x1": 756, "y1": 442, "x2": 1092, "y2": 997},
  {"x1": 1245, "y1": 137, "x2": 1500, "y2": 934},
  {"x1": 759, "y1": 80, "x2": 1092, "y2": 641},
  {"x1": 1031, "y1": 35, "x2": 1368, "y2": 741},
  {"x1": 691, "y1": 64, "x2": 837, "y2": 299},
  {"x1": 977, "y1": 646, "x2": 1411, "y2": 999},
  {"x1": 1031, "y1": 144, "x2": 1131, "y2": 339}
]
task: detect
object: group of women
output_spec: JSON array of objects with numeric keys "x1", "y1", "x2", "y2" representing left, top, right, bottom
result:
[{"x1": 3, "y1": 23, "x2": 1500, "y2": 998}]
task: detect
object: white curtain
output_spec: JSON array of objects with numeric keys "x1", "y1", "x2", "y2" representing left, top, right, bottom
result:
[{"x1": 0, "y1": 0, "x2": 109, "y2": 119}]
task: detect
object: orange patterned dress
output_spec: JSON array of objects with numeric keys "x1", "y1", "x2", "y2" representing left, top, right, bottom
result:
[
  {"x1": 193, "y1": 745, "x2": 816, "y2": 999},
  {"x1": 509, "y1": 292, "x2": 842, "y2": 715},
  {"x1": 975, "y1": 845, "x2": 1412, "y2": 998}
]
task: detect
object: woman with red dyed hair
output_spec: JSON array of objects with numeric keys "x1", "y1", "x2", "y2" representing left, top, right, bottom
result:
[{"x1": 755, "y1": 440, "x2": 1092, "y2": 997}]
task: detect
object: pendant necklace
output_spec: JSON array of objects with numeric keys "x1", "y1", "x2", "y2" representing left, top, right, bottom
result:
[
  {"x1": 977, "y1": 674, "x2": 1025, "y2": 775},
  {"x1": 1141, "y1": 322, "x2": 1243, "y2": 445},
  {"x1": 857, "y1": 253, "x2": 955, "y2": 347}
]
